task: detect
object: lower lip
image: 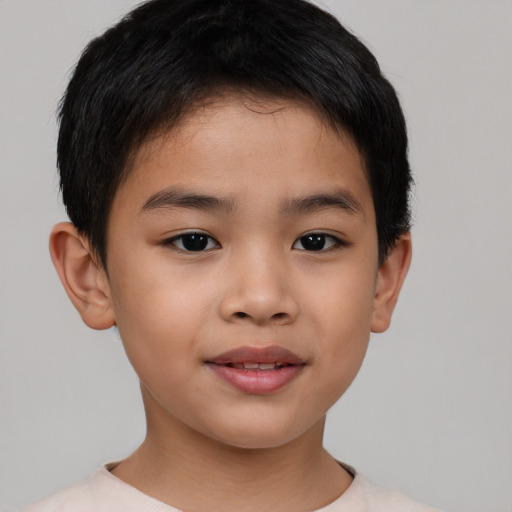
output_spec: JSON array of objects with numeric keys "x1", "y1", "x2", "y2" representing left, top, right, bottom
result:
[{"x1": 207, "y1": 364, "x2": 304, "y2": 394}]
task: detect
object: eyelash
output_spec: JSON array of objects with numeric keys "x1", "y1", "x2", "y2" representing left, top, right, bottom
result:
[
  {"x1": 292, "y1": 233, "x2": 347, "y2": 252},
  {"x1": 164, "y1": 232, "x2": 220, "y2": 252},
  {"x1": 164, "y1": 232, "x2": 348, "y2": 253}
]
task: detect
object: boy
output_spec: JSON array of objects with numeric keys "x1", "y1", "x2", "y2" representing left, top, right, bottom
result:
[{"x1": 25, "y1": 0, "x2": 442, "y2": 510}]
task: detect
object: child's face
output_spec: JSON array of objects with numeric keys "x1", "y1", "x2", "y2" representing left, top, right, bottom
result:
[{"x1": 102, "y1": 96, "x2": 389, "y2": 449}]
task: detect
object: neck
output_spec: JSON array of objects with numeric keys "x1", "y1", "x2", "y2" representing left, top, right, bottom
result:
[{"x1": 112, "y1": 387, "x2": 352, "y2": 511}]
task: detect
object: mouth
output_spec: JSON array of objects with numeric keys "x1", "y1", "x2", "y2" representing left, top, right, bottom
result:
[
  {"x1": 205, "y1": 345, "x2": 306, "y2": 394},
  {"x1": 224, "y1": 361, "x2": 293, "y2": 370}
]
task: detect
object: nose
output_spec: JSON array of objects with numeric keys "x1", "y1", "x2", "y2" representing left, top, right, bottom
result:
[{"x1": 219, "y1": 247, "x2": 299, "y2": 326}]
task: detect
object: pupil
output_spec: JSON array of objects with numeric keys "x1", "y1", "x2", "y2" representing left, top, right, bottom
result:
[
  {"x1": 182, "y1": 234, "x2": 208, "y2": 251},
  {"x1": 301, "y1": 234, "x2": 325, "y2": 251}
]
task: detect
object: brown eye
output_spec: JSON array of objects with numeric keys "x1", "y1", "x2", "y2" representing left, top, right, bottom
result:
[
  {"x1": 292, "y1": 233, "x2": 342, "y2": 252},
  {"x1": 300, "y1": 234, "x2": 326, "y2": 251},
  {"x1": 167, "y1": 233, "x2": 219, "y2": 251}
]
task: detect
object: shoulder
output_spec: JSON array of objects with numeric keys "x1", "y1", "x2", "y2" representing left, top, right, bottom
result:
[
  {"x1": 22, "y1": 463, "x2": 180, "y2": 512},
  {"x1": 357, "y1": 473, "x2": 443, "y2": 512},
  {"x1": 319, "y1": 465, "x2": 445, "y2": 512},
  {"x1": 22, "y1": 477, "x2": 97, "y2": 512}
]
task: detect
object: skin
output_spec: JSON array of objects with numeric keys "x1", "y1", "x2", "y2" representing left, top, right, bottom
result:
[{"x1": 50, "y1": 96, "x2": 411, "y2": 511}]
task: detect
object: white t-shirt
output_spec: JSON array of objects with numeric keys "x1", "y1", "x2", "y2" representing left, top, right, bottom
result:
[{"x1": 23, "y1": 463, "x2": 443, "y2": 512}]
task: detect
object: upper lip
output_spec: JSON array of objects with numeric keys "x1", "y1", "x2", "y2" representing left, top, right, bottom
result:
[{"x1": 206, "y1": 345, "x2": 305, "y2": 365}]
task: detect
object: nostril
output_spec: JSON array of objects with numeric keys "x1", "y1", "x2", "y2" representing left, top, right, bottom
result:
[{"x1": 234, "y1": 311, "x2": 288, "y2": 321}]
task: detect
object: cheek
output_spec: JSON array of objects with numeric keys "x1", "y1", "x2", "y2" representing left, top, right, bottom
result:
[
  {"x1": 306, "y1": 260, "x2": 376, "y2": 337},
  {"x1": 108, "y1": 262, "x2": 213, "y2": 381},
  {"x1": 302, "y1": 263, "x2": 376, "y2": 392}
]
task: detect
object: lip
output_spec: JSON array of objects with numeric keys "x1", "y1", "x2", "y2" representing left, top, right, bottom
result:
[{"x1": 206, "y1": 345, "x2": 306, "y2": 394}]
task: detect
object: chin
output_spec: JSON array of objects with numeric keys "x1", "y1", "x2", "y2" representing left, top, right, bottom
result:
[
  {"x1": 203, "y1": 415, "x2": 321, "y2": 451},
  {"x1": 213, "y1": 432, "x2": 299, "y2": 451}
]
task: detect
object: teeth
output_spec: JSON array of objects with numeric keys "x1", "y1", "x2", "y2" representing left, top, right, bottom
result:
[
  {"x1": 227, "y1": 362, "x2": 284, "y2": 370},
  {"x1": 237, "y1": 362, "x2": 278, "y2": 370}
]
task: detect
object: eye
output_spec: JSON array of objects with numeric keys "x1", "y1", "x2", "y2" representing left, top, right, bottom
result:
[
  {"x1": 292, "y1": 233, "x2": 344, "y2": 252},
  {"x1": 166, "y1": 232, "x2": 220, "y2": 252}
]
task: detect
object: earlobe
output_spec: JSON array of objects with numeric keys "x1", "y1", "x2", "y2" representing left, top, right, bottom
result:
[
  {"x1": 49, "y1": 222, "x2": 116, "y2": 330},
  {"x1": 371, "y1": 233, "x2": 412, "y2": 333}
]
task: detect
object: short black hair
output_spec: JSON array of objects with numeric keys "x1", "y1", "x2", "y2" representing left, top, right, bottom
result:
[{"x1": 58, "y1": 0, "x2": 412, "y2": 267}]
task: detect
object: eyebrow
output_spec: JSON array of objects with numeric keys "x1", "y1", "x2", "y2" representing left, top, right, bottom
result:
[
  {"x1": 140, "y1": 186, "x2": 364, "y2": 218},
  {"x1": 280, "y1": 190, "x2": 364, "y2": 217},
  {"x1": 141, "y1": 187, "x2": 236, "y2": 214}
]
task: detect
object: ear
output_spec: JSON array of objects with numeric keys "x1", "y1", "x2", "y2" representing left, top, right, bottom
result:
[
  {"x1": 371, "y1": 233, "x2": 412, "y2": 333},
  {"x1": 49, "y1": 222, "x2": 116, "y2": 330}
]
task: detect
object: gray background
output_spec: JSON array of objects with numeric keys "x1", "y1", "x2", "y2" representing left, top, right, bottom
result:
[{"x1": 1, "y1": 1, "x2": 511, "y2": 511}]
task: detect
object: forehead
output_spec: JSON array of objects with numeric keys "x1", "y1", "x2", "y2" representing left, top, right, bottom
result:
[
  {"x1": 141, "y1": 95, "x2": 344, "y2": 160},
  {"x1": 117, "y1": 95, "x2": 371, "y2": 215}
]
